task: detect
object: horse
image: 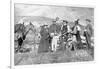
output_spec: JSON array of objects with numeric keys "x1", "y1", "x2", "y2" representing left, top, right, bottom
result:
[
  {"x1": 14, "y1": 22, "x2": 25, "y2": 33},
  {"x1": 14, "y1": 22, "x2": 34, "y2": 53}
]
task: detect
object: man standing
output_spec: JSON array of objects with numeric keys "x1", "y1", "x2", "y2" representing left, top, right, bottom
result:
[
  {"x1": 61, "y1": 20, "x2": 68, "y2": 35},
  {"x1": 84, "y1": 24, "x2": 93, "y2": 49},
  {"x1": 59, "y1": 20, "x2": 69, "y2": 50},
  {"x1": 72, "y1": 19, "x2": 83, "y2": 49}
]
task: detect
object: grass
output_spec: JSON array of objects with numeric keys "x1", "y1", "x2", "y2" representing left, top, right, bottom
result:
[{"x1": 14, "y1": 47, "x2": 93, "y2": 65}]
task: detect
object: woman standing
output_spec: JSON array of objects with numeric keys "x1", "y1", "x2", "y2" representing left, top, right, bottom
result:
[{"x1": 38, "y1": 25, "x2": 50, "y2": 53}]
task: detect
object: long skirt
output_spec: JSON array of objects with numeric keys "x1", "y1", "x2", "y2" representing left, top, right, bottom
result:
[{"x1": 38, "y1": 37, "x2": 50, "y2": 53}]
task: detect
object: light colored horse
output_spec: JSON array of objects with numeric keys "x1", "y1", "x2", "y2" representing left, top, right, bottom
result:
[{"x1": 25, "y1": 22, "x2": 36, "y2": 41}]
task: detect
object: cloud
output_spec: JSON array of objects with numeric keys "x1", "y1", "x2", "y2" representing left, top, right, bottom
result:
[{"x1": 14, "y1": 4, "x2": 94, "y2": 21}]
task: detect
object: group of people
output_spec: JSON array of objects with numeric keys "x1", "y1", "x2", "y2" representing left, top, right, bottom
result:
[
  {"x1": 14, "y1": 17, "x2": 93, "y2": 53},
  {"x1": 38, "y1": 18, "x2": 93, "y2": 53}
]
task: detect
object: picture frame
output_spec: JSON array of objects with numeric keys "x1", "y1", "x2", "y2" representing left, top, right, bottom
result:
[{"x1": 10, "y1": 0, "x2": 95, "y2": 69}]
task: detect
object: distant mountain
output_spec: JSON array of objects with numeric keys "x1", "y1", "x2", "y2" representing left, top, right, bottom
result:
[
  {"x1": 14, "y1": 16, "x2": 93, "y2": 29},
  {"x1": 14, "y1": 16, "x2": 55, "y2": 26}
]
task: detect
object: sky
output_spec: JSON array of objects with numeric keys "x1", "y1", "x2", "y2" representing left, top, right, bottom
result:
[{"x1": 14, "y1": 3, "x2": 94, "y2": 22}]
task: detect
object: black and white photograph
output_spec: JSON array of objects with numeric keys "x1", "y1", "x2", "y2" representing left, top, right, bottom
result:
[{"x1": 14, "y1": 3, "x2": 94, "y2": 66}]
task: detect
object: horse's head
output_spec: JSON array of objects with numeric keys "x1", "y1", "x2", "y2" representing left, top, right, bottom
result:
[{"x1": 14, "y1": 23, "x2": 26, "y2": 33}]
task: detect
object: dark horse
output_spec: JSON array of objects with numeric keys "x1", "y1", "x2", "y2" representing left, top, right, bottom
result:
[{"x1": 14, "y1": 23, "x2": 31, "y2": 53}]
